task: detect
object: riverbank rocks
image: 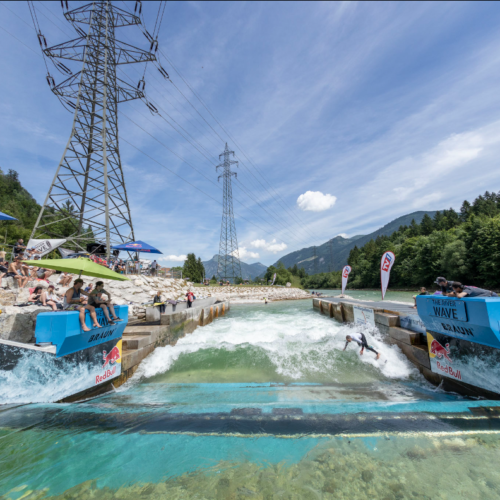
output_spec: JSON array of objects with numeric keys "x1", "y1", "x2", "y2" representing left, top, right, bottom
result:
[{"x1": 0, "y1": 274, "x2": 311, "y2": 343}]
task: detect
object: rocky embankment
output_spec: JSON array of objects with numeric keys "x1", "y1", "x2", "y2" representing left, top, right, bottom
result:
[{"x1": 0, "y1": 275, "x2": 310, "y2": 343}]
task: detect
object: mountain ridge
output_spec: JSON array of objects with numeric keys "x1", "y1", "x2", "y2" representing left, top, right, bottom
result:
[{"x1": 269, "y1": 210, "x2": 438, "y2": 274}]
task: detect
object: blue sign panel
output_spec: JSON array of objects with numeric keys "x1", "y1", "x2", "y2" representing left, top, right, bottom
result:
[
  {"x1": 427, "y1": 298, "x2": 467, "y2": 322},
  {"x1": 416, "y1": 296, "x2": 500, "y2": 349},
  {"x1": 35, "y1": 305, "x2": 128, "y2": 357}
]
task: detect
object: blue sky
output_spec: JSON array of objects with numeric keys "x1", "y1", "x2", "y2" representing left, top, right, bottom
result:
[{"x1": 1, "y1": 1, "x2": 500, "y2": 266}]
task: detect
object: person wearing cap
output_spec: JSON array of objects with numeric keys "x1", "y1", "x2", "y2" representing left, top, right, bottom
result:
[
  {"x1": 64, "y1": 278, "x2": 100, "y2": 331},
  {"x1": 435, "y1": 277, "x2": 456, "y2": 297},
  {"x1": 88, "y1": 281, "x2": 123, "y2": 325},
  {"x1": 451, "y1": 282, "x2": 498, "y2": 298}
]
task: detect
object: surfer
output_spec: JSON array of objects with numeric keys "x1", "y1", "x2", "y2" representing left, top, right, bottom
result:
[{"x1": 343, "y1": 333, "x2": 381, "y2": 359}]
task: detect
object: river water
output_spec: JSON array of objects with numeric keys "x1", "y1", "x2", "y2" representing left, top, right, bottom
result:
[{"x1": 2, "y1": 298, "x2": 500, "y2": 499}]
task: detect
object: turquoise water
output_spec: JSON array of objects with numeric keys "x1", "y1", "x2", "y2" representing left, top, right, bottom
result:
[{"x1": 2, "y1": 300, "x2": 500, "y2": 499}]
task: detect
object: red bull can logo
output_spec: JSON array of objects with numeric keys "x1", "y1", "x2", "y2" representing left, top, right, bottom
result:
[
  {"x1": 430, "y1": 339, "x2": 452, "y2": 363},
  {"x1": 102, "y1": 346, "x2": 121, "y2": 368}
]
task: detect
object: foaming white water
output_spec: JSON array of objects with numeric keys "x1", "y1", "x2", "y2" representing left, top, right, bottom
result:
[
  {"x1": 126, "y1": 304, "x2": 417, "y2": 385},
  {"x1": 0, "y1": 350, "x2": 102, "y2": 404}
]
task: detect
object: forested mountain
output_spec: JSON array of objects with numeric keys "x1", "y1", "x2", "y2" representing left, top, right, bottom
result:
[
  {"x1": 271, "y1": 211, "x2": 437, "y2": 274},
  {"x1": 301, "y1": 191, "x2": 500, "y2": 290},
  {"x1": 0, "y1": 168, "x2": 93, "y2": 252},
  {"x1": 202, "y1": 255, "x2": 267, "y2": 280}
]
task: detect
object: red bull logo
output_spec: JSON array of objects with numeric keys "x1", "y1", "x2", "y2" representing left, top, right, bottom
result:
[
  {"x1": 103, "y1": 346, "x2": 121, "y2": 368},
  {"x1": 430, "y1": 339, "x2": 452, "y2": 363}
]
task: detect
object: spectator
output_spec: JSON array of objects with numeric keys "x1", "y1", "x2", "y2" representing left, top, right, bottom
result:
[
  {"x1": 13, "y1": 239, "x2": 26, "y2": 257},
  {"x1": 88, "y1": 281, "x2": 123, "y2": 325},
  {"x1": 7, "y1": 256, "x2": 29, "y2": 288},
  {"x1": 45, "y1": 284, "x2": 63, "y2": 310},
  {"x1": 58, "y1": 272, "x2": 73, "y2": 287},
  {"x1": 435, "y1": 277, "x2": 456, "y2": 297},
  {"x1": 451, "y1": 282, "x2": 498, "y2": 298},
  {"x1": 186, "y1": 290, "x2": 194, "y2": 308},
  {"x1": 153, "y1": 291, "x2": 165, "y2": 314},
  {"x1": 413, "y1": 287, "x2": 429, "y2": 308},
  {"x1": 0, "y1": 251, "x2": 7, "y2": 288},
  {"x1": 85, "y1": 283, "x2": 93, "y2": 293},
  {"x1": 151, "y1": 260, "x2": 158, "y2": 276},
  {"x1": 28, "y1": 286, "x2": 45, "y2": 306},
  {"x1": 63, "y1": 278, "x2": 100, "y2": 332}
]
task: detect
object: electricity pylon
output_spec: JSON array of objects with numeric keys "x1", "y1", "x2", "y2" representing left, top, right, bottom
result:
[
  {"x1": 30, "y1": 1, "x2": 155, "y2": 258},
  {"x1": 216, "y1": 143, "x2": 242, "y2": 283}
]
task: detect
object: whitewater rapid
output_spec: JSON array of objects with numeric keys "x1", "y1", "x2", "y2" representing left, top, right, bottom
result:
[{"x1": 126, "y1": 301, "x2": 418, "y2": 386}]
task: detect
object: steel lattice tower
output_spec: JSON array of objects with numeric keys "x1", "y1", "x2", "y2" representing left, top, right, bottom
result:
[
  {"x1": 30, "y1": 1, "x2": 155, "y2": 258},
  {"x1": 216, "y1": 143, "x2": 242, "y2": 283}
]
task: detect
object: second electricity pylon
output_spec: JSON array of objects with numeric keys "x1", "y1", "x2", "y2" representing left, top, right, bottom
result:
[
  {"x1": 216, "y1": 143, "x2": 242, "y2": 283},
  {"x1": 30, "y1": 1, "x2": 155, "y2": 258}
]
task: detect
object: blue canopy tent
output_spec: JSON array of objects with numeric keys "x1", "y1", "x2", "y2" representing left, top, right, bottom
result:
[
  {"x1": 0, "y1": 212, "x2": 17, "y2": 221},
  {"x1": 111, "y1": 240, "x2": 162, "y2": 254}
]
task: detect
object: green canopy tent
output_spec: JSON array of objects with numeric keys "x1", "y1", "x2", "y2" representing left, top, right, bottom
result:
[{"x1": 23, "y1": 257, "x2": 130, "y2": 281}]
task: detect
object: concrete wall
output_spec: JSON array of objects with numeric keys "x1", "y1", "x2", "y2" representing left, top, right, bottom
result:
[{"x1": 112, "y1": 300, "x2": 230, "y2": 391}]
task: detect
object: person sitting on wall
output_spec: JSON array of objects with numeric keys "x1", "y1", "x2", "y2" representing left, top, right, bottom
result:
[
  {"x1": 435, "y1": 277, "x2": 456, "y2": 296},
  {"x1": 450, "y1": 282, "x2": 498, "y2": 298},
  {"x1": 63, "y1": 278, "x2": 100, "y2": 332},
  {"x1": 412, "y1": 286, "x2": 429, "y2": 308},
  {"x1": 7, "y1": 256, "x2": 29, "y2": 288},
  {"x1": 153, "y1": 291, "x2": 166, "y2": 314},
  {"x1": 88, "y1": 281, "x2": 123, "y2": 325}
]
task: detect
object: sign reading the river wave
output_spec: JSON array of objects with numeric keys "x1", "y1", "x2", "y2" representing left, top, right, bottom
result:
[
  {"x1": 341, "y1": 265, "x2": 351, "y2": 295},
  {"x1": 380, "y1": 251, "x2": 395, "y2": 300},
  {"x1": 353, "y1": 305, "x2": 375, "y2": 327}
]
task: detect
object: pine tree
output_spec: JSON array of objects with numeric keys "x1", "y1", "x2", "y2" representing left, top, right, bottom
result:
[{"x1": 420, "y1": 214, "x2": 434, "y2": 236}]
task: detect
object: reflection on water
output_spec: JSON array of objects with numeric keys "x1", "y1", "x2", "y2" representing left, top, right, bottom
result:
[{"x1": 3, "y1": 433, "x2": 500, "y2": 499}]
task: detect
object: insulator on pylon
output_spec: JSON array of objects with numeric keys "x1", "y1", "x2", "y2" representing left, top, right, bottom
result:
[
  {"x1": 46, "y1": 73, "x2": 56, "y2": 88},
  {"x1": 37, "y1": 33, "x2": 47, "y2": 49},
  {"x1": 65, "y1": 1, "x2": 68, "y2": 9},
  {"x1": 55, "y1": 61, "x2": 72, "y2": 75},
  {"x1": 158, "y1": 66, "x2": 169, "y2": 80},
  {"x1": 65, "y1": 99, "x2": 76, "y2": 109},
  {"x1": 150, "y1": 40, "x2": 159, "y2": 53},
  {"x1": 146, "y1": 102, "x2": 158, "y2": 114},
  {"x1": 143, "y1": 30, "x2": 153, "y2": 42},
  {"x1": 75, "y1": 26, "x2": 86, "y2": 37},
  {"x1": 135, "y1": 1, "x2": 142, "y2": 14},
  {"x1": 137, "y1": 78, "x2": 146, "y2": 91}
]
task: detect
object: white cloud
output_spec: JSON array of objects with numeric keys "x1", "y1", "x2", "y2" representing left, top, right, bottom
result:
[
  {"x1": 233, "y1": 247, "x2": 260, "y2": 260},
  {"x1": 336, "y1": 233, "x2": 348, "y2": 238},
  {"x1": 250, "y1": 238, "x2": 287, "y2": 254},
  {"x1": 159, "y1": 255, "x2": 187, "y2": 262},
  {"x1": 297, "y1": 191, "x2": 337, "y2": 212},
  {"x1": 249, "y1": 239, "x2": 266, "y2": 249}
]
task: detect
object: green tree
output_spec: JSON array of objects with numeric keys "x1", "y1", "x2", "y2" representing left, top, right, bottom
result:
[
  {"x1": 182, "y1": 253, "x2": 204, "y2": 282},
  {"x1": 420, "y1": 214, "x2": 434, "y2": 236}
]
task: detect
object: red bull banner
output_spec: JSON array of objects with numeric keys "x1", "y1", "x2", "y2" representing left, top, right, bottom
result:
[
  {"x1": 427, "y1": 331, "x2": 500, "y2": 394},
  {"x1": 380, "y1": 251, "x2": 395, "y2": 300},
  {"x1": 341, "y1": 265, "x2": 351, "y2": 295}
]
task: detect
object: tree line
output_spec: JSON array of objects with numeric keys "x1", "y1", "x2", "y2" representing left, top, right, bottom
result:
[{"x1": 301, "y1": 191, "x2": 500, "y2": 290}]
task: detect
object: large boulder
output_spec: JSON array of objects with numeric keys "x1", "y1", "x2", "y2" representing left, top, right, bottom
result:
[{"x1": 0, "y1": 305, "x2": 52, "y2": 343}]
